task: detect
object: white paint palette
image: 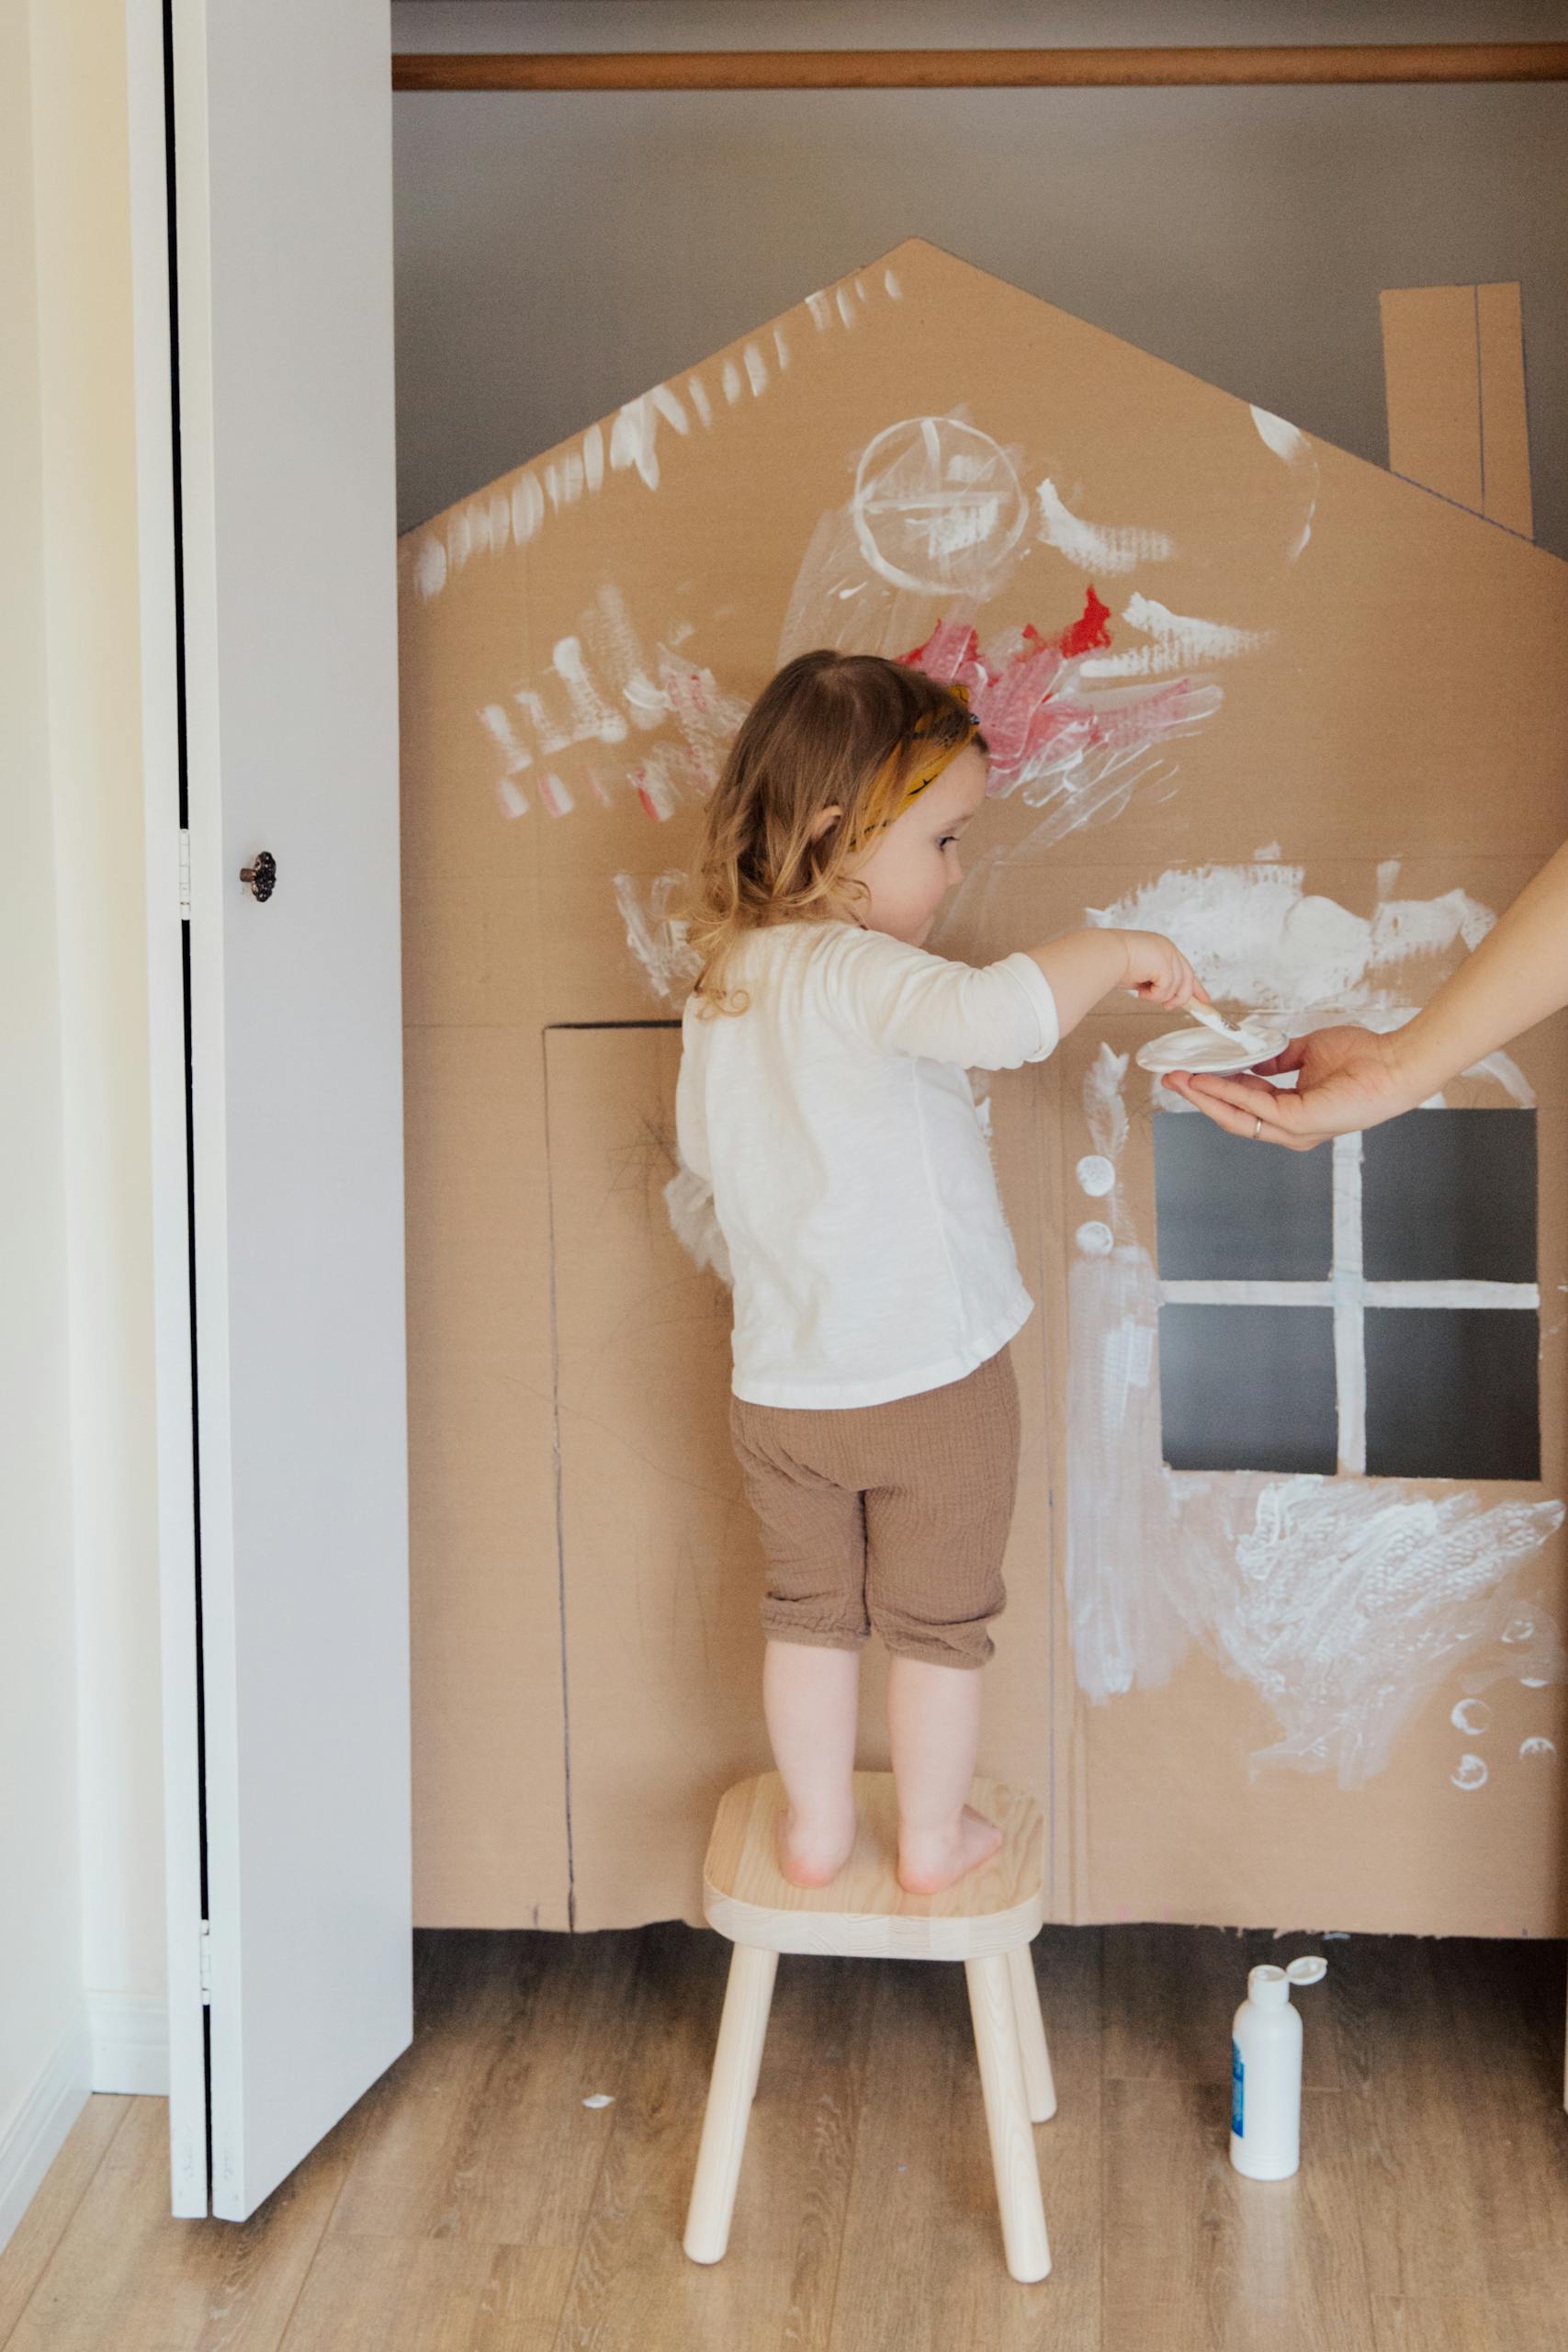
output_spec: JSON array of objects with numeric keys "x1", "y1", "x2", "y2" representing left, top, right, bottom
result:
[{"x1": 1135, "y1": 1021, "x2": 1288, "y2": 1076}]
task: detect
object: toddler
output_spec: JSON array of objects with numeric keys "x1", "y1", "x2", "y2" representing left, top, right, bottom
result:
[{"x1": 674, "y1": 650, "x2": 1201, "y2": 1895}]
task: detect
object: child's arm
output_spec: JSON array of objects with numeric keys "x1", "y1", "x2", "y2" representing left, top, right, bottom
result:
[
  {"x1": 823, "y1": 924, "x2": 1203, "y2": 1072},
  {"x1": 1023, "y1": 928, "x2": 1205, "y2": 1038}
]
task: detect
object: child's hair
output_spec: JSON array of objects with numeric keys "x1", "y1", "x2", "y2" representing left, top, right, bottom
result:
[{"x1": 679, "y1": 650, "x2": 987, "y2": 1017}]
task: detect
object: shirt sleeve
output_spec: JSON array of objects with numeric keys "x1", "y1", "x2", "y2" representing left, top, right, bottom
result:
[
  {"x1": 823, "y1": 928, "x2": 1060, "y2": 1069},
  {"x1": 673, "y1": 1017, "x2": 712, "y2": 1182}
]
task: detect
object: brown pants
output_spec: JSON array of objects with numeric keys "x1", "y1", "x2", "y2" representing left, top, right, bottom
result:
[{"x1": 728, "y1": 1345, "x2": 1021, "y2": 1669}]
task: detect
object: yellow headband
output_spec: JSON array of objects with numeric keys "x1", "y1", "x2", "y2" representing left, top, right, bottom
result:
[{"x1": 850, "y1": 686, "x2": 981, "y2": 849}]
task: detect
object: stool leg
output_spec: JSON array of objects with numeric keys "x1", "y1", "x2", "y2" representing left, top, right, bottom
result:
[
  {"x1": 683, "y1": 1943, "x2": 779, "y2": 2265},
  {"x1": 1006, "y1": 1941, "x2": 1057, "y2": 2123},
  {"x1": 964, "y1": 1952, "x2": 1052, "y2": 2284}
]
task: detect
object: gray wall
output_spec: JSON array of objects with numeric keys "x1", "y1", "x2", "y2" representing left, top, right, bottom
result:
[{"x1": 392, "y1": 3, "x2": 1568, "y2": 554}]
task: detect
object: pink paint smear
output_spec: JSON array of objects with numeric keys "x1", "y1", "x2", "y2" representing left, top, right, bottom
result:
[{"x1": 902, "y1": 587, "x2": 1213, "y2": 794}]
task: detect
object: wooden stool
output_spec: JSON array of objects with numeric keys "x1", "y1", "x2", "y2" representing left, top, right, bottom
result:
[{"x1": 683, "y1": 1770, "x2": 1055, "y2": 2284}]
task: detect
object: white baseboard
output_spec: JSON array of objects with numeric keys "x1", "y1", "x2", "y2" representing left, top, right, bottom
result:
[
  {"x1": 0, "y1": 2007, "x2": 93, "y2": 2257},
  {"x1": 88, "y1": 1989, "x2": 170, "y2": 2098}
]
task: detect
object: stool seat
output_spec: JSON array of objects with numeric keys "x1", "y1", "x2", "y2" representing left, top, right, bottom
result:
[
  {"x1": 702, "y1": 1769, "x2": 1045, "y2": 1960},
  {"x1": 685, "y1": 1770, "x2": 1055, "y2": 2284}
]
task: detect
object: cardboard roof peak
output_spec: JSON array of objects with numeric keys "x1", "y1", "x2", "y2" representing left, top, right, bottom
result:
[{"x1": 398, "y1": 232, "x2": 1560, "y2": 592}]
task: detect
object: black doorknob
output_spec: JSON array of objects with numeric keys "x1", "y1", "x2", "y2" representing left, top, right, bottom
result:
[{"x1": 240, "y1": 851, "x2": 276, "y2": 902}]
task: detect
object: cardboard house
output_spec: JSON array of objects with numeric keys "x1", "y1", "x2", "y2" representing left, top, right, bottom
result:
[{"x1": 397, "y1": 238, "x2": 1568, "y2": 1939}]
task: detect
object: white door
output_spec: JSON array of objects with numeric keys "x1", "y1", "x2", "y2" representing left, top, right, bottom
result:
[{"x1": 146, "y1": 0, "x2": 411, "y2": 2220}]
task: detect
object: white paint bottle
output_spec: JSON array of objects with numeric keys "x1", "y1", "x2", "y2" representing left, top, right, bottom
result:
[{"x1": 1229, "y1": 1955, "x2": 1328, "y2": 2179}]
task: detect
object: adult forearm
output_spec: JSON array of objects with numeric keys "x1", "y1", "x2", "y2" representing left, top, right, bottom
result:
[{"x1": 1388, "y1": 837, "x2": 1568, "y2": 1101}]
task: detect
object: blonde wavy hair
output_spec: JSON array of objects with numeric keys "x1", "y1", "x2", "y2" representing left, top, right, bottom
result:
[{"x1": 678, "y1": 650, "x2": 987, "y2": 1018}]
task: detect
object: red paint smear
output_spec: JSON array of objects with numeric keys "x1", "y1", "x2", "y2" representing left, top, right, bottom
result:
[
  {"x1": 900, "y1": 586, "x2": 1190, "y2": 791},
  {"x1": 1049, "y1": 585, "x2": 1112, "y2": 660}
]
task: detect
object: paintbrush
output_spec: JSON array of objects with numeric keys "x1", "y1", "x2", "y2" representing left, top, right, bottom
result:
[{"x1": 1184, "y1": 1000, "x2": 1271, "y2": 1055}]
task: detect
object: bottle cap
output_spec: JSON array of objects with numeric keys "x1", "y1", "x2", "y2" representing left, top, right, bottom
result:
[
  {"x1": 1247, "y1": 1964, "x2": 1292, "y2": 2007},
  {"x1": 1247, "y1": 1955, "x2": 1328, "y2": 2007}
]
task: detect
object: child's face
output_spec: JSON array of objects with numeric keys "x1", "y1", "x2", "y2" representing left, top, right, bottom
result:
[{"x1": 843, "y1": 743, "x2": 991, "y2": 946}]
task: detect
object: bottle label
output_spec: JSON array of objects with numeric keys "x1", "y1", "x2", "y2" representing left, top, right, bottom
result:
[{"x1": 1231, "y1": 2037, "x2": 1245, "y2": 2136}]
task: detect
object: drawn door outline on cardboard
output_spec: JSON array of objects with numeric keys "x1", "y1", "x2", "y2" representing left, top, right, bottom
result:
[{"x1": 400, "y1": 236, "x2": 1568, "y2": 1937}]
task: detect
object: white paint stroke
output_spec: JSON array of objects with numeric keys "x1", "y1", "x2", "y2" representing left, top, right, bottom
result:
[
  {"x1": 663, "y1": 1162, "x2": 733, "y2": 1286},
  {"x1": 413, "y1": 536, "x2": 447, "y2": 599},
  {"x1": 551, "y1": 636, "x2": 628, "y2": 744},
  {"x1": 651, "y1": 383, "x2": 689, "y2": 435},
  {"x1": 773, "y1": 327, "x2": 790, "y2": 370},
  {"x1": 479, "y1": 582, "x2": 745, "y2": 820},
  {"x1": 721, "y1": 359, "x2": 743, "y2": 405},
  {"x1": 628, "y1": 749, "x2": 682, "y2": 821},
  {"x1": 479, "y1": 703, "x2": 533, "y2": 775},
  {"x1": 512, "y1": 471, "x2": 545, "y2": 545},
  {"x1": 545, "y1": 453, "x2": 584, "y2": 512},
  {"x1": 1086, "y1": 864, "x2": 1502, "y2": 1030},
  {"x1": 1451, "y1": 1697, "x2": 1493, "y2": 1734},
  {"x1": 686, "y1": 374, "x2": 714, "y2": 429},
  {"x1": 1332, "y1": 1134, "x2": 1366, "y2": 1475},
  {"x1": 1521, "y1": 1736, "x2": 1556, "y2": 1757},
  {"x1": 582, "y1": 424, "x2": 604, "y2": 492},
  {"x1": 1364, "y1": 1281, "x2": 1539, "y2": 1309},
  {"x1": 806, "y1": 290, "x2": 831, "y2": 329},
  {"x1": 1035, "y1": 479, "x2": 1175, "y2": 574},
  {"x1": 614, "y1": 869, "x2": 702, "y2": 1005},
  {"x1": 1079, "y1": 593, "x2": 1272, "y2": 681},
  {"x1": 589, "y1": 582, "x2": 666, "y2": 731},
  {"x1": 884, "y1": 267, "x2": 903, "y2": 299},
  {"x1": 852, "y1": 417, "x2": 1028, "y2": 596},
  {"x1": 610, "y1": 394, "x2": 663, "y2": 489},
  {"x1": 1250, "y1": 402, "x2": 1319, "y2": 563},
  {"x1": 835, "y1": 285, "x2": 856, "y2": 328},
  {"x1": 1452, "y1": 1754, "x2": 1489, "y2": 1791},
  {"x1": 743, "y1": 341, "x2": 769, "y2": 395}
]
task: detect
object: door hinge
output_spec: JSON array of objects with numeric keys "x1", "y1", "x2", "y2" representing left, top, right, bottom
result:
[
  {"x1": 179, "y1": 829, "x2": 191, "y2": 920},
  {"x1": 198, "y1": 1920, "x2": 212, "y2": 2003}
]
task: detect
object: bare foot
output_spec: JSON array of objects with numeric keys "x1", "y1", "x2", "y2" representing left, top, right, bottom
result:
[
  {"x1": 896, "y1": 1804, "x2": 1003, "y2": 1895},
  {"x1": 776, "y1": 1803, "x2": 857, "y2": 1888}
]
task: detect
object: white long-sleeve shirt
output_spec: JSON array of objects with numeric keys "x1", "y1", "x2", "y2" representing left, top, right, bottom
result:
[{"x1": 672, "y1": 917, "x2": 1061, "y2": 1407}]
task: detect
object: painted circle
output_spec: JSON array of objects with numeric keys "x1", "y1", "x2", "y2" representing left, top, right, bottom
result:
[
  {"x1": 1077, "y1": 1154, "x2": 1116, "y2": 1198},
  {"x1": 1520, "y1": 1736, "x2": 1556, "y2": 1758},
  {"x1": 1076, "y1": 1221, "x2": 1115, "y2": 1257},
  {"x1": 1450, "y1": 1754, "x2": 1488, "y2": 1792},
  {"x1": 852, "y1": 417, "x2": 1028, "y2": 595},
  {"x1": 1450, "y1": 1698, "x2": 1492, "y2": 1736}
]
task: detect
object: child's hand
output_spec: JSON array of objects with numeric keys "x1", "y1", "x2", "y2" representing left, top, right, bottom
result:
[{"x1": 1116, "y1": 929, "x2": 1207, "y2": 1011}]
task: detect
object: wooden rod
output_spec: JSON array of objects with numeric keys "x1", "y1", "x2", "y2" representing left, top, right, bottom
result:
[{"x1": 392, "y1": 43, "x2": 1568, "y2": 95}]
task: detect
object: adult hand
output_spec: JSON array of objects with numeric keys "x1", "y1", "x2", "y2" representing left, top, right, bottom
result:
[{"x1": 1160, "y1": 1024, "x2": 1419, "y2": 1148}]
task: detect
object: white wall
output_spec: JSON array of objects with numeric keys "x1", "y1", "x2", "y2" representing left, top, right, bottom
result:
[
  {"x1": 0, "y1": 0, "x2": 92, "y2": 2252},
  {"x1": 0, "y1": 0, "x2": 170, "y2": 2249},
  {"x1": 28, "y1": 0, "x2": 170, "y2": 2088}
]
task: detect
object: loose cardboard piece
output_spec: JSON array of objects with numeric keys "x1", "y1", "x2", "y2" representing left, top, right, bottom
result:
[
  {"x1": 1476, "y1": 281, "x2": 1534, "y2": 537},
  {"x1": 400, "y1": 238, "x2": 1568, "y2": 1935},
  {"x1": 1381, "y1": 280, "x2": 1534, "y2": 537}
]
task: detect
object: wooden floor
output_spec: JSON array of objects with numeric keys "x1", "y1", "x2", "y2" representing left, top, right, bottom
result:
[{"x1": 4, "y1": 1919, "x2": 1568, "y2": 2350}]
